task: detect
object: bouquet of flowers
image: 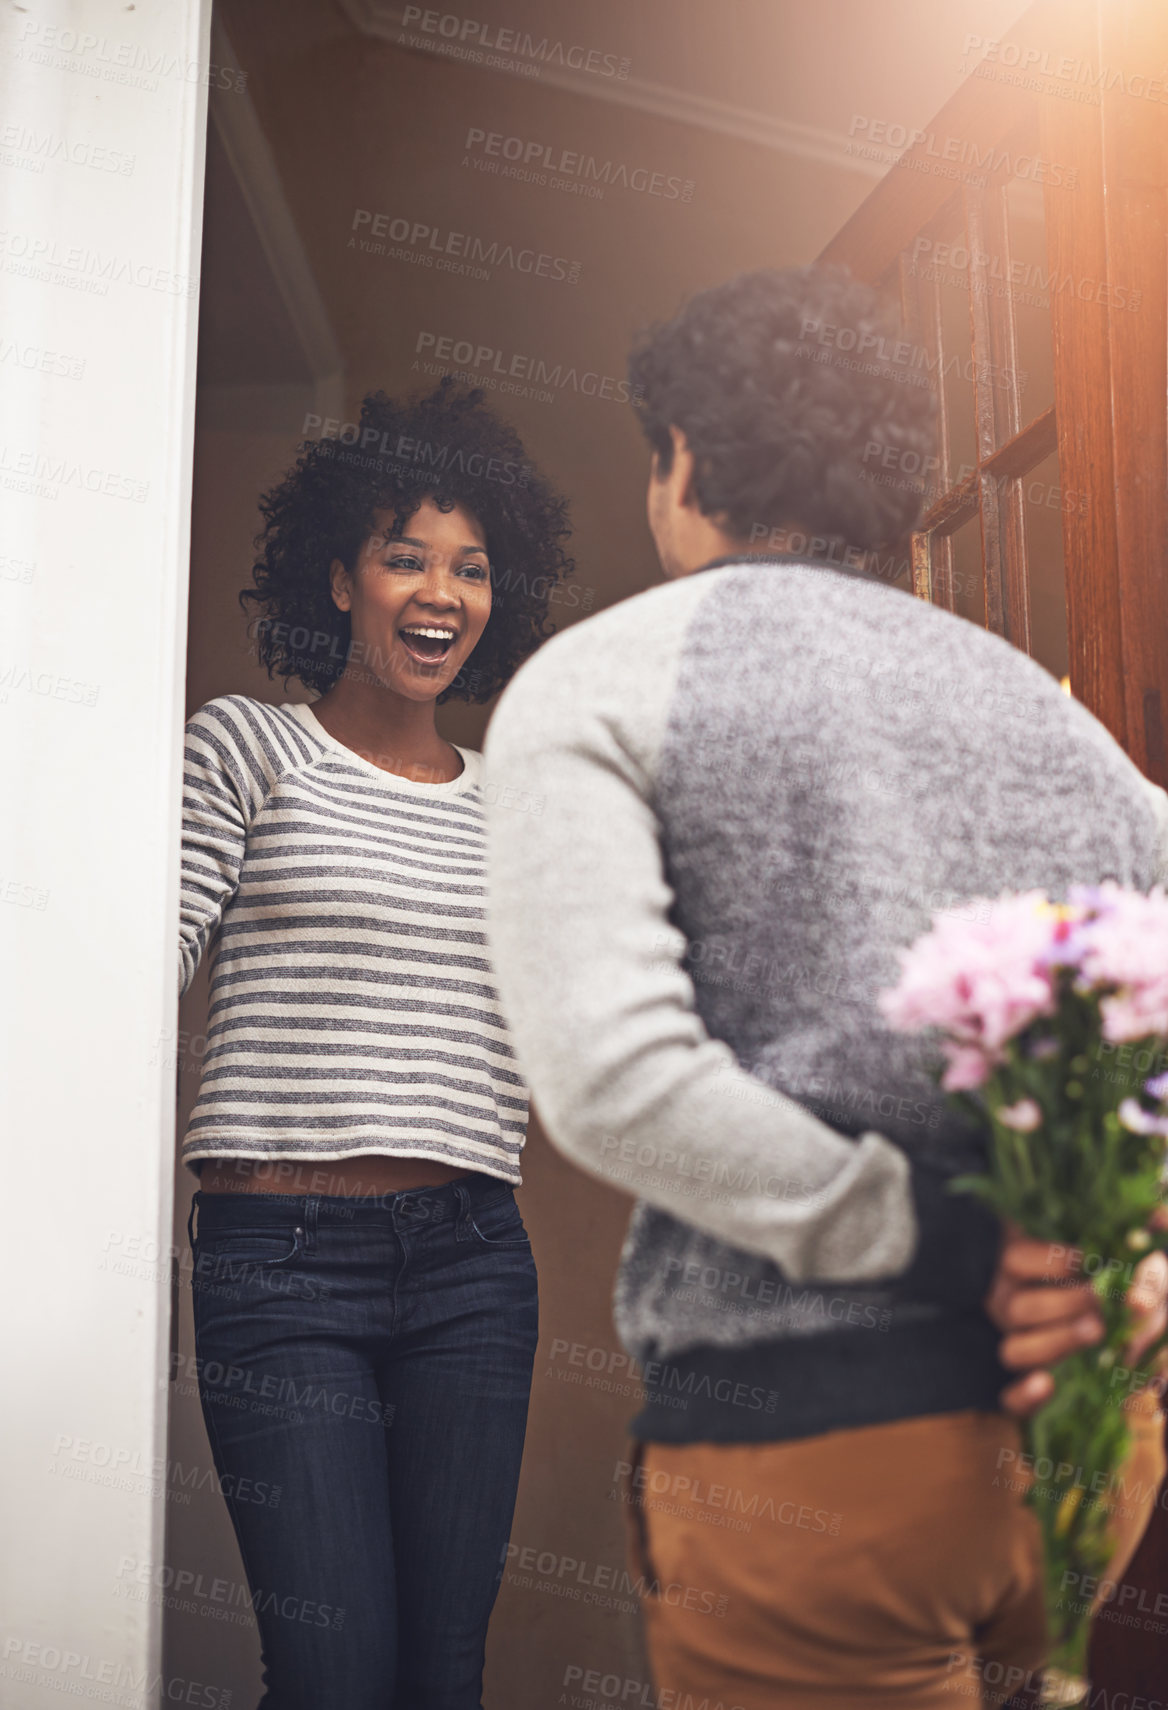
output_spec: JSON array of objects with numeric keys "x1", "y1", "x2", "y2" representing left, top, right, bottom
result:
[{"x1": 880, "y1": 884, "x2": 1168, "y2": 1701}]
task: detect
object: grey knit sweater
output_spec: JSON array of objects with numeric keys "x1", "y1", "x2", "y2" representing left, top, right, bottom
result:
[{"x1": 483, "y1": 557, "x2": 1168, "y2": 1441}]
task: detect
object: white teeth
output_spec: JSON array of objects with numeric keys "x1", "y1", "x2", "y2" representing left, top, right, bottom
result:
[{"x1": 401, "y1": 626, "x2": 456, "y2": 640}]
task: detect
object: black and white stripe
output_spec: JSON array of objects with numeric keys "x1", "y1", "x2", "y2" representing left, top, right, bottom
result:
[{"x1": 179, "y1": 696, "x2": 527, "y2": 1180}]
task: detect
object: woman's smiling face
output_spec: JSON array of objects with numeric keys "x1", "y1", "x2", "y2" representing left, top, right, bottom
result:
[{"x1": 329, "y1": 497, "x2": 493, "y2": 702}]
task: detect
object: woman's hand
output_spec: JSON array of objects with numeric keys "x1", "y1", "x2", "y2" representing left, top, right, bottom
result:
[{"x1": 986, "y1": 1214, "x2": 1168, "y2": 1416}]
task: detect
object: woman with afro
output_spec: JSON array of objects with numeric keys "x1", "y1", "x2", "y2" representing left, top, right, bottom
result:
[{"x1": 177, "y1": 380, "x2": 573, "y2": 1709}]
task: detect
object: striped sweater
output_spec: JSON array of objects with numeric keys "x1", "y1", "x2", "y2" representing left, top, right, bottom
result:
[{"x1": 178, "y1": 695, "x2": 528, "y2": 1179}]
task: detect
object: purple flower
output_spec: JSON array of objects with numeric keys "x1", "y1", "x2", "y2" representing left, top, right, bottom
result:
[
  {"x1": 1118, "y1": 1097, "x2": 1168, "y2": 1137},
  {"x1": 1029, "y1": 1036, "x2": 1061, "y2": 1061}
]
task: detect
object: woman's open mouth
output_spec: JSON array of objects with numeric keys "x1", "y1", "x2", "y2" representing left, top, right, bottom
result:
[{"x1": 399, "y1": 625, "x2": 457, "y2": 665}]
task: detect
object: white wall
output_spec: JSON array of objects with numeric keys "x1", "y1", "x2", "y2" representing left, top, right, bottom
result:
[{"x1": 0, "y1": 4, "x2": 211, "y2": 1705}]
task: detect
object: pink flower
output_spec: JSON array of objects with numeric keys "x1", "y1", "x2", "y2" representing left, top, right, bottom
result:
[
  {"x1": 940, "y1": 1043, "x2": 993, "y2": 1092},
  {"x1": 880, "y1": 892, "x2": 1059, "y2": 1062},
  {"x1": 998, "y1": 1098, "x2": 1042, "y2": 1132}
]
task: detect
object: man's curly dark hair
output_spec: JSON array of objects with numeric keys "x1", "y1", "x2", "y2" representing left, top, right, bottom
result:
[
  {"x1": 627, "y1": 264, "x2": 938, "y2": 548},
  {"x1": 240, "y1": 379, "x2": 574, "y2": 701}
]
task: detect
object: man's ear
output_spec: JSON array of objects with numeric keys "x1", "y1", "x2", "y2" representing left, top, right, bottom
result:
[
  {"x1": 668, "y1": 425, "x2": 699, "y2": 510},
  {"x1": 329, "y1": 557, "x2": 352, "y2": 613}
]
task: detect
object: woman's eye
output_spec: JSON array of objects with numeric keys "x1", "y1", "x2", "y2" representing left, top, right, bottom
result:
[
  {"x1": 386, "y1": 555, "x2": 422, "y2": 571},
  {"x1": 459, "y1": 562, "x2": 489, "y2": 580}
]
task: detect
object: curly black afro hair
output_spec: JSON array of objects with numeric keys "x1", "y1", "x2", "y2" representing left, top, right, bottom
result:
[
  {"x1": 241, "y1": 379, "x2": 574, "y2": 701},
  {"x1": 627, "y1": 264, "x2": 938, "y2": 548}
]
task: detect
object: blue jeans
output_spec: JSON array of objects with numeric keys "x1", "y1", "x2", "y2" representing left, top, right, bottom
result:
[{"x1": 187, "y1": 1173, "x2": 539, "y2": 1710}]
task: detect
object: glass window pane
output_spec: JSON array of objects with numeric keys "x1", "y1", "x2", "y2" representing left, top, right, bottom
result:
[
  {"x1": 1003, "y1": 175, "x2": 1055, "y2": 424},
  {"x1": 1019, "y1": 450, "x2": 1070, "y2": 679},
  {"x1": 938, "y1": 270, "x2": 978, "y2": 485},
  {"x1": 948, "y1": 512, "x2": 986, "y2": 627}
]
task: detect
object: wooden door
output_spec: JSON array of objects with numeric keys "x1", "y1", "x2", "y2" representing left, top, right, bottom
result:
[
  {"x1": 817, "y1": 1, "x2": 1168, "y2": 1697},
  {"x1": 819, "y1": 0, "x2": 1168, "y2": 785}
]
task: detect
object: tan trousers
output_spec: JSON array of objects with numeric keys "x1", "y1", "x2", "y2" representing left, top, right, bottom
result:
[{"x1": 625, "y1": 1412, "x2": 1049, "y2": 1710}]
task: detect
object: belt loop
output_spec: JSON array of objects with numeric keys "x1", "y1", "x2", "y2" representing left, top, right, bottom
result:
[
  {"x1": 302, "y1": 1195, "x2": 320, "y2": 1254},
  {"x1": 186, "y1": 1194, "x2": 199, "y2": 1250},
  {"x1": 624, "y1": 1440, "x2": 657, "y2": 1587},
  {"x1": 453, "y1": 1180, "x2": 472, "y2": 1241}
]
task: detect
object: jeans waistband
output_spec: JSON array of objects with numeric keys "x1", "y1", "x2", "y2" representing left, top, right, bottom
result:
[{"x1": 188, "y1": 1171, "x2": 511, "y2": 1244}]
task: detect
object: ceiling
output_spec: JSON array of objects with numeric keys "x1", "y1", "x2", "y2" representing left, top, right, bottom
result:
[
  {"x1": 339, "y1": 0, "x2": 1034, "y2": 163},
  {"x1": 199, "y1": 0, "x2": 1033, "y2": 391}
]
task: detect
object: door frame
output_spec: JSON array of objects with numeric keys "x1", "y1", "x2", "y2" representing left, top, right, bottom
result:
[{"x1": 0, "y1": 1, "x2": 213, "y2": 1700}]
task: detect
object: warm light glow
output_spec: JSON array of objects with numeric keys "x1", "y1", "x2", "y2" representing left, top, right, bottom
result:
[{"x1": 1060, "y1": 675, "x2": 1072, "y2": 696}]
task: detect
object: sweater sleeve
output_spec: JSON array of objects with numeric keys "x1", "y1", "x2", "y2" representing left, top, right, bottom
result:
[
  {"x1": 178, "y1": 700, "x2": 257, "y2": 996},
  {"x1": 482, "y1": 607, "x2": 991, "y2": 1295},
  {"x1": 1144, "y1": 778, "x2": 1168, "y2": 885}
]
